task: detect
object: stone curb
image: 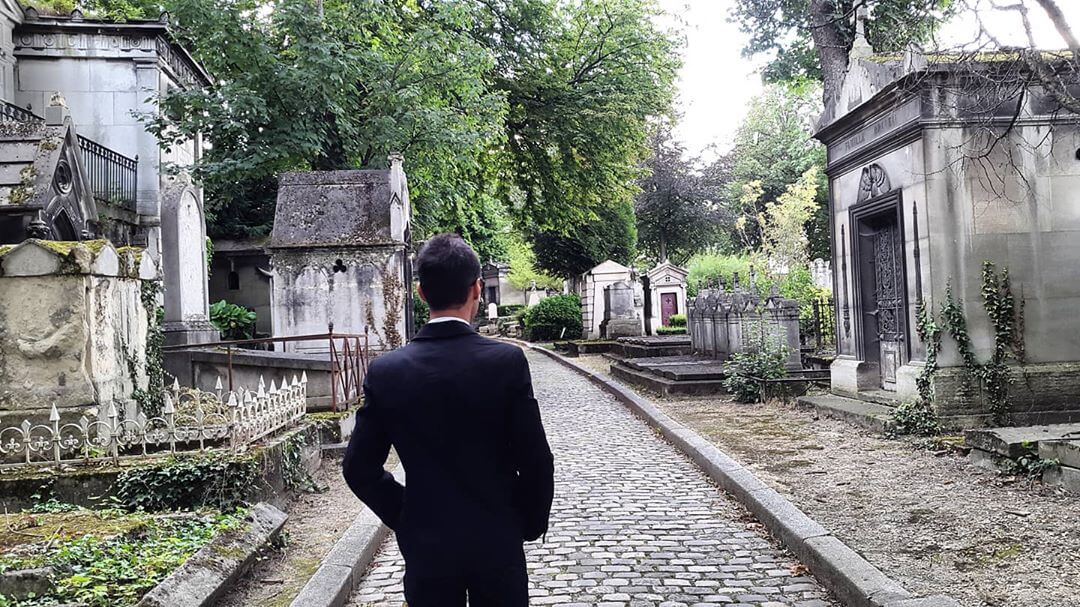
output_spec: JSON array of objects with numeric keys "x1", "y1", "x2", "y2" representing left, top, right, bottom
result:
[
  {"x1": 512, "y1": 340, "x2": 959, "y2": 607},
  {"x1": 289, "y1": 465, "x2": 405, "y2": 607},
  {"x1": 137, "y1": 502, "x2": 288, "y2": 607}
]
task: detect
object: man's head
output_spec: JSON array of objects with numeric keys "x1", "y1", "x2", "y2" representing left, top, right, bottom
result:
[{"x1": 416, "y1": 233, "x2": 482, "y2": 315}]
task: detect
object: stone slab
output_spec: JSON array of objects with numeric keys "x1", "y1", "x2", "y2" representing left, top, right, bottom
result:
[
  {"x1": 964, "y1": 424, "x2": 1080, "y2": 459},
  {"x1": 0, "y1": 567, "x2": 53, "y2": 600},
  {"x1": 136, "y1": 503, "x2": 287, "y2": 607},
  {"x1": 796, "y1": 394, "x2": 893, "y2": 434},
  {"x1": 616, "y1": 335, "x2": 691, "y2": 347},
  {"x1": 1042, "y1": 463, "x2": 1080, "y2": 493},
  {"x1": 1037, "y1": 439, "x2": 1080, "y2": 468},
  {"x1": 289, "y1": 465, "x2": 405, "y2": 607},
  {"x1": 513, "y1": 339, "x2": 958, "y2": 607},
  {"x1": 610, "y1": 361, "x2": 727, "y2": 397}
]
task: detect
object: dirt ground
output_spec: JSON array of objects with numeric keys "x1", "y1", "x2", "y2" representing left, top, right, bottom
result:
[
  {"x1": 213, "y1": 452, "x2": 398, "y2": 607},
  {"x1": 573, "y1": 354, "x2": 1080, "y2": 607}
]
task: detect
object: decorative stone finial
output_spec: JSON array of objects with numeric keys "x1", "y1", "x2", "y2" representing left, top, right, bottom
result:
[
  {"x1": 45, "y1": 93, "x2": 69, "y2": 126},
  {"x1": 851, "y1": 4, "x2": 874, "y2": 59}
]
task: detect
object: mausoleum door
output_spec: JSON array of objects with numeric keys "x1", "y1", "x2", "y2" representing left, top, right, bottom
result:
[
  {"x1": 856, "y1": 212, "x2": 905, "y2": 391},
  {"x1": 660, "y1": 293, "x2": 678, "y2": 326}
]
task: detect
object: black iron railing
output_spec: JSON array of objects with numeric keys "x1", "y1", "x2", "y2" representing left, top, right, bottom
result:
[
  {"x1": 800, "y1": 296, "x2": 837, "y2": 354},
  {"x1": 0, "y1": 100, "x2": 42, "y2": 123},
  {"x1": 78, "y1": 135, "x2": 138, "y2": 213}
]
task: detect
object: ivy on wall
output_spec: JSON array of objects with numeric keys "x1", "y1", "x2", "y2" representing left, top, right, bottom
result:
[
  {"x1": 131, "y1": 280, "x2": 166, "y2": 418},
  {"x1": 889, "y1": 261, "x2": 1025, "y2": 434}
]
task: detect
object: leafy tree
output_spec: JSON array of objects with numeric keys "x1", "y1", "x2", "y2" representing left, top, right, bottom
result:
[
  {"x1": 148, "y1": 0, "x2": 506, "y2": 240},
  {"x1": 745, "y1": 167, "x2": 821, "y2": 278},
  {"x1": 505, "y1": 235, "x2": 562, "y2": 291},
  {"x1": 140, "y1": 0, "x2": 678, "y2": 252},
  {"x1": 531, "y1": 199, "x2": 637, "y2": 278},
  {"x1": 730, "y1": 0, "x2": 954, "y2": 102},
  {"x1": 718, "y1": 84, "x2": 829, "y2": 259},
  {"x1": 478, "y1": 0, "x2": 681, "y2": 234},
  {"x1": 635, "y1": 121, "x2": 724, "y2": 265}
]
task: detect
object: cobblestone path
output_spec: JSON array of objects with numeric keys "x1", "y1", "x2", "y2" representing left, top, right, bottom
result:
[{"x1": 349, "y1": 349, "x2": 835, "y2": 607}]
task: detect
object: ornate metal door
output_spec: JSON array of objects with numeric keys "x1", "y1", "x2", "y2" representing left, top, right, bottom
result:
[{"x1": 872, "y1": 224, "x2": 904, "y2": 389}]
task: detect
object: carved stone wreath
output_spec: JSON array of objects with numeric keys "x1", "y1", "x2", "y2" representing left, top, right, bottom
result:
[{"x1": 858, "y1": 163, "x2": 892, "y2": 202}]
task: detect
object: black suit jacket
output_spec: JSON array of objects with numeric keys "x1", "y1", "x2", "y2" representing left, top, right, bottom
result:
[{"x1": 342, "y1": 320, "x2": 555, "y2": 574}]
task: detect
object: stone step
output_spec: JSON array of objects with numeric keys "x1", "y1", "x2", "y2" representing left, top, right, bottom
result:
[
  {"x1": 1038, "y1": 439, "x2": 1080, "y2": 468},
  {"x1": 795, "y1": 394, "x2": 894, "y2": 434},
  {"x1": 963, "y1": 424, "x2": 1080, "y2": 459}
]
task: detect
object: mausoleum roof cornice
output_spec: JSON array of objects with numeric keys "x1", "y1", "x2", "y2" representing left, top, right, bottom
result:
[{"x1": 13, "y1": 16, "x2": 212, "y2": 88}]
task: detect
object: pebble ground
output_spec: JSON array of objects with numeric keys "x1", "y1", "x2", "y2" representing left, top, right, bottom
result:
[{"x1": 349, "y1": 349, "x2": 835, "y2": 607}]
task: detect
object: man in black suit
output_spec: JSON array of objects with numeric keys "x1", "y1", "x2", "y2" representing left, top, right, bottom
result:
[{"x1": 343, "y1": 233, "x2": 555, "y2": 606}]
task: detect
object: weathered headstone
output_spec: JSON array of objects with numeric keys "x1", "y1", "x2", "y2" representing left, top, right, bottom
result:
[
  {"x1": 601, "y1": 280, "x2": 642, "y2": 339},
  {"x1": 160, "y1": 178, "x2": 217, "y2": 346}
]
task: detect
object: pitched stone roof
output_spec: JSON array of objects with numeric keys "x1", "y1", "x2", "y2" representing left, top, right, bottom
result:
[{"x1": 0, "y1": 113, "x2": 96, "y2": 241}]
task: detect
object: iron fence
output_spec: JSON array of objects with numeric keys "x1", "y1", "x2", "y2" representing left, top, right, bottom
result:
[
  {"x1": 0, "y1": 374, "x2": 307, "y2": 470},
  {"x1": 78, "y1": 135, "x2": 138, "y2": 213},
  {"x1": 162, "y1": 328, "x2": 370, "y2": 413},
  {"x1": 800, "y1": 296, "x2": 837, "y2": 354}
]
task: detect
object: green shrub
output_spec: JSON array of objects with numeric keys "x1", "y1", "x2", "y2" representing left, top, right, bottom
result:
[
  {"x1": 413, "y1": 291, "x2": 429, "y2": 333},
  {"x1": 656, "y1": 326, "x2": 686, "y2": 335},
  {"x1": 497, "y1": 304, "x2": 526, "y2": 317},
  {"x1": 522, "y1": 295, "x2": 582, "y2": 341},
  {"x1": 667, "y1": 313, "x2": 687, "y2": 327},
  {"x1": 209, "y1": 300, "x2": 256, "y2": 340},
  {"x1": 687, "y1": 252, "x2": 752, "y2": 296},
  {"x1": 723, "y1": 347, "x2": 788, "y2": 403}
]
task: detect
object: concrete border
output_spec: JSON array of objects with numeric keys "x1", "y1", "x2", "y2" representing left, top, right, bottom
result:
[
  {"x1": 515, "y1": 340, "x2": 959, "y2": 607},
  {"x1": 289, "y1": 465, "x2": 405, "y2": 607},
  {"x1": 137, "y1": 503, "x2": 288, "y2": 607}
]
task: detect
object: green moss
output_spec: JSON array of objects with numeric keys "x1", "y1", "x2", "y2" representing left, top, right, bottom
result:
[
  {"x1": 0, "y1": 510, "x2": 149, "y2": 551},
  {"x1": 0, "y1": 245, "x2": 13, "y2": 256},
  {"x1": 116, "y1": 245, "x2": 145, "y2": 264},
  {"x1": 305, "y1": 407, "x2": 358, "y2": 423}
]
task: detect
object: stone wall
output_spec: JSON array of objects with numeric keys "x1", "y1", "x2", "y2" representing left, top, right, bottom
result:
[
  {"x1": 0, "y1": 239, "x2": 157, "y2": 419},
  {"x1": 270, "y1": 246, "x2": 406, "y2": 353}
]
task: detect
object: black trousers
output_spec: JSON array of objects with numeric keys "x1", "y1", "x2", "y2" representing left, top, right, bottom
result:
[{"x1": 403, "y1": 561, "x2": 529, "y2": 607}]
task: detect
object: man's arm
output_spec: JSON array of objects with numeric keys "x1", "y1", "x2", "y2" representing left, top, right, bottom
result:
[
  {"x1": 342, "y1": 378, "x2": 404, "y2": 529},
  {"x1": 508, "y1": 349, "x2": 555, "y2": 541}
]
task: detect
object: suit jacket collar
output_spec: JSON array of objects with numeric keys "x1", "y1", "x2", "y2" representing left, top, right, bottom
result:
[{"x1": 414, "y1": 320, "x2": 477, "y2": 340}]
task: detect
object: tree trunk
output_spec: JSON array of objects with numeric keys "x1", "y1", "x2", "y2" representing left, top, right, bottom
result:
[{"x1": 809, "y1": 0, "x2": 851, "y2": 108}]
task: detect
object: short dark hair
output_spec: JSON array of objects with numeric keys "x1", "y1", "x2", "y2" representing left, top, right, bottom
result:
[{"x1": 416, "y1": 233, "x2": 481, "y2": 311}]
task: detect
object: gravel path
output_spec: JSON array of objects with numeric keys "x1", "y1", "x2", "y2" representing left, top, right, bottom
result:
[
  {"x1": 572, "y1": 354, "x2": 1080, "y2": 607},
  {"x1": 348, "y1": 348, "x2": 835, "y2": 606}
]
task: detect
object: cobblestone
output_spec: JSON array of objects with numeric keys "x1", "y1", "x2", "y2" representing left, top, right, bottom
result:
[{"x1": 349, "y1": 349, "x2": 834, "y2": 606}]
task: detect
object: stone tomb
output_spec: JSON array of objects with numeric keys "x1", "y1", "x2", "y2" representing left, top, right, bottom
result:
[
  {"x1": 269, "y1": 160, "x2": 411, "y2": 353},
  {"x1": 0, "y1": 239, "x2": 156, "y2": 420},
  {"x1": 579, "y1": 260, "x2": 642, "y2": 339},
  {"x1": 646, "y1": 261, "x2": 688, "y2": 333},
  {"x1": 815, "y1": 27, "x2": 1080, "y2": 425}
]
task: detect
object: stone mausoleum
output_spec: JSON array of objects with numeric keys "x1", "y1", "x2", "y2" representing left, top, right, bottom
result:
[
  {"x1": 816, "y1": 25, "x2": 1080, "y2": 425},
  {"x1": 0, "y1": 4, "x2": 216, "y2": 346},
  {"x1": 269, "y1": 159, "x2": 412, "y2": 354}
]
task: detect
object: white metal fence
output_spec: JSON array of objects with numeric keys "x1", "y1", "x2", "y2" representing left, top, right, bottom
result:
[{"x1": 0, "y1": 374, "x2": 308, "y2": 470}]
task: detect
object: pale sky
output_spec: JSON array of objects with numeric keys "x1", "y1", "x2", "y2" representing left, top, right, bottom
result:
[{"x1": 660, "y1": 0, "x2": 1080, "y2": 160}]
